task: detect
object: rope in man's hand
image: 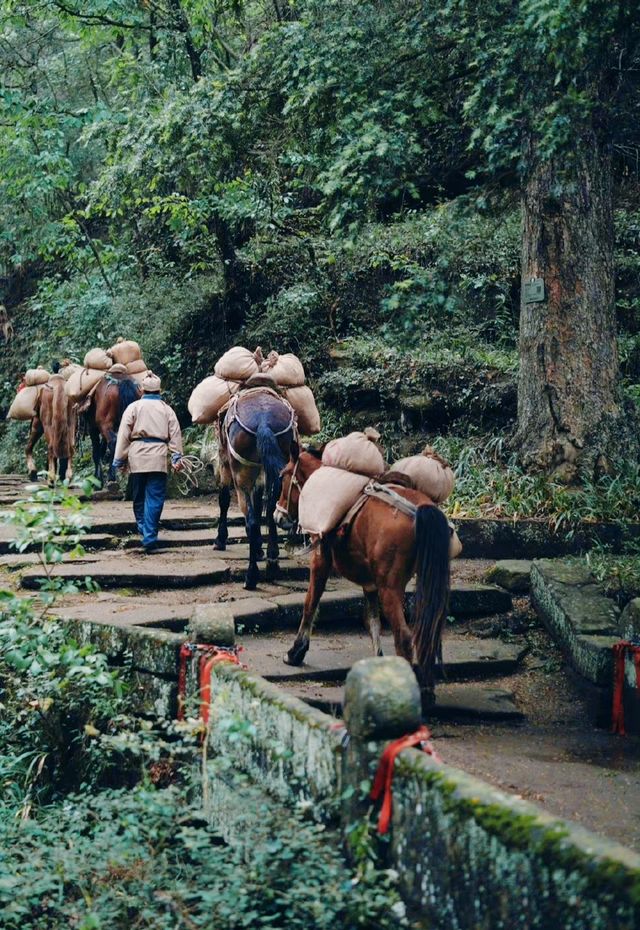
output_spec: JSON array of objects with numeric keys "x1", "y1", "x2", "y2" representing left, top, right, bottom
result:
[{"x1": 175, "y1": 454, "x2": 206, "y2": 496}]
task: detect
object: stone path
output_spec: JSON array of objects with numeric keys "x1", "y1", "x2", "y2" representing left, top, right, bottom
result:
[{"x1": 3, "y1": 475, "x2": 640, "y2": 848}]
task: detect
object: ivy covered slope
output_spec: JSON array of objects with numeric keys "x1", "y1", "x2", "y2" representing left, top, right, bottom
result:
[{"x1": 1, "y1": 1, "x2": 640, "y2": 499}]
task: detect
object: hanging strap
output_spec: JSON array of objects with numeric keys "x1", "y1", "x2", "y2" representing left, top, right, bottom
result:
[{"x1": 370, "y1": 725, "x2": 440, "y2": 834}]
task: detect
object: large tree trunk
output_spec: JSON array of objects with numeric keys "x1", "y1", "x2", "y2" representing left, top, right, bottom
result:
[{"x1": 515, "y1": 133, "x2": 619, "y2": 480}]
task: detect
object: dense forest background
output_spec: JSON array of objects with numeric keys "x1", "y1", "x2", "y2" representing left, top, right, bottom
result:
[{"x1": 1, "y1": 0, "x2": 640, "y2": 504}]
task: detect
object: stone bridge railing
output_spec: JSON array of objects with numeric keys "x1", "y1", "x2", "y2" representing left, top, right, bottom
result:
[{"x1": 197, "y1": 632, "x2": 640, "y2": 930}]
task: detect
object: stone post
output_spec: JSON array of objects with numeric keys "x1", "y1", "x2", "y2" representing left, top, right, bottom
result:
[
  {"x1": 341, "y1": 656, "x2": 422, "y2": 851},
  {"x1": 189, "y1": 604, "x2": 236, "y2": 647}
]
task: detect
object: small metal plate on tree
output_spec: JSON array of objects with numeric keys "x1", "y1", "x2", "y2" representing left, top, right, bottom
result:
[{"x1": 524, "y1": 277, "x2": 545, "y2": 303}]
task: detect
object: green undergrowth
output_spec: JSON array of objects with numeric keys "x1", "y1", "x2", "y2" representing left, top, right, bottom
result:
[
  {"x1": 583, "y1": 551, "x2": 640, "y2": 604},
  {"x1": 0, "y1": 482, "x2": 406, "y2": 929},
  {"x1": 426, "y1": 436, "x2": 640, "y2": 528}
]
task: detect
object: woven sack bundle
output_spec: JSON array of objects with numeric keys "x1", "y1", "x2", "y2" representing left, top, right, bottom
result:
[
  {"x1": 214, "y1": 346, "x2": 261, "y2": 382},
  {"x1": 7, "y1": 385, "x2": 40, "y2": 420},
  {"x1": 284, "y1": 386, "x2": 321, "y2": 435},
  {"x1": 108, "y1": 339, "x2": 141, "y2": 366},
  {"x1": 391, "y1": 448, "x2": 454, "y2": 503},
  {"x1": 322, "y1": 431, "x2": 384, "y2": 477},
  {"x1": 298, "y1": 466, "x2": 369, "y2": 536}
]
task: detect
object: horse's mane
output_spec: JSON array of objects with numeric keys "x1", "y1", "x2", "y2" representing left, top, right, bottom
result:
[
  {"x1": 303, "y1": 444, "x2": 325, "y2": 459},
  {"x1": 117, "y1": 377, "x2": 140, "y2": 425}
]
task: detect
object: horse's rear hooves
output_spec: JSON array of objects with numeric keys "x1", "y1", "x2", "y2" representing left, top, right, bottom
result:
[
  {"x1": 28, "y1": 471, "x2": 38, "y2": 482},
  {"x1": 213, "y1": 540, "x2": 226, "y2": 551},
  {"x1": 284, "y1": 638, "x2": 309, "y2": 666}
]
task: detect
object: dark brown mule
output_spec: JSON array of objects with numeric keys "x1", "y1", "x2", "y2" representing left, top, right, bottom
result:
[
  {"x1": 26, "y1": 375, "x2": 76, "y2": 483},
  {"x1": 273, "y1": 447, "x2": 451, "y2": 703},
  {"x1": 214, "y1": 388, "x2": 296, "y2": 590},
  {"x1": 83, "y1": 373, "x2": 140, "y2": 486}
]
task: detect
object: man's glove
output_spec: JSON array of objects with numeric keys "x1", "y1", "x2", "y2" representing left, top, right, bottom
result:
[
  {"x1": 113, "y1": 458, "x2": 127, "y2": 471},
  {"x1": 172, "y1": 453, "x2": 184, "y2": 472}
]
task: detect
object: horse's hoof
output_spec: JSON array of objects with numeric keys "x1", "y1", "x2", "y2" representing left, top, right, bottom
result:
[
  {"x1": 107, "y1": 481, "x2": 119, "y2": 492},
  {"x1": 28, "y1": 471, "x2": 38, "y2": 482},
  {"x1": 257, "y1": 549, "x2": 265, "y2": 562},
  {"x1": 244, "y1": 570, "x2": 259, "y2": 591},
  {"x1": 420, "y1": 688, "x2": 436, "y2": 716},
  {"x1": 284, "y1": 638, "x2": 309, "y2": 666},
  {"x1": 265, "y1": 560, "x2": 279, "y2": 582},
  {"x1": 213, "y1": 540, "x2": 226, "y2": 551}
]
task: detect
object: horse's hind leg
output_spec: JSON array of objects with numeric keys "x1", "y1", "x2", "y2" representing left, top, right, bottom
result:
[
  {"x1": 90, "y1": 424, "x2": 103, "y2": 487},
  {"x1": 285, "y1": 541, "x2": 331, "y2": 666},
  {"x1": 363, "y1": 590, "x2": 383, "y2": 657},
  {"x1": 265, "y1": 494, "x2": 280, "y2": 582},
  {"x1": 47, "y1": 449, "x2": 56, "y2": 487},
  {"x1": 214, "y1": 485, "x2": 231, "y2": 550},
  {"x1": 244, "y1": 487, "x2": 263, "y2": 590},
  {"x1": 26, "y1": 418, "x2": 43, "y2": 481},
  {"x1": 378, "y1": 586, "x2": 414, "y2": 666}
]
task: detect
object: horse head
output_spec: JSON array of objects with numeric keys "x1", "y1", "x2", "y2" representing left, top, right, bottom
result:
[{"x1": 274, "y1": 444, "x2": 323, "y2": 530}]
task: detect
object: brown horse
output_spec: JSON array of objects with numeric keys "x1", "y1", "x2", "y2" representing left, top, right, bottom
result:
[
  {"x1": 26, "y1": 375, "x2": 76, "y2": 483},
  {"x1": 273, "y1": 446, "x2": 452, "y2": 704},
  {"x1": 214, "y1": 387, "x2": 296, "y2": 590},
  {"x1": 84, "y1": 373, "x2": 140, "y2": 486}
]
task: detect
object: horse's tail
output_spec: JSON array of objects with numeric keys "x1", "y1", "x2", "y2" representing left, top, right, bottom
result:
[
  {"x1": 413, "y1": 504, "x2": 451, "y2": 689},
  {"x1": 117, "y1": 377, "x2": 140, "y2": 426},
  {"x1": 51, "y1": 378, "x2": 72, "y2": 461},
  {"x1": 255, "y1": 414, "x2": 286, "y2": 516}
]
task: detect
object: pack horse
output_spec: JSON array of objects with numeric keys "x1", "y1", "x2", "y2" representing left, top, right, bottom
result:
[
  {"x1": 274, "y1": 446, "x2": 453, "y2": 707},
  {"x1": 26, "y1": 374, "x2": 76, "y2": 483},
  {"x1": 214, "y1": 387, "x2": 296, "y2": 589}
]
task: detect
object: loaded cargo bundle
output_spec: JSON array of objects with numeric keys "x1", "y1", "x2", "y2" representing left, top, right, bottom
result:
[
  {"x1": 7, "y1": 385, "x2": 41, "y2": 421},
  {"x1": 283, "y1": 385, "x2": 321, "y2": 435},
  {"x1": 83, "y1": 348, "x2": 112, "y2": 371},
  {"x1": 322, "y1": 431, "x2": 385, "y2": 477},
  {"x1": 59, "y1": 362, "x2": 82, "y2": 382},
  {"x1": 261, "y1": 351, "x2": 305, "y2": 387},
  {"x1": 298, "y1": 466, "x2": 370, "y2": 536},
  {"x1": 126, "y1": 358, "x2": 148, "y2": 375},
  {"x1": 108, "y1": 339, "x2": 141, "y2": 366},
  {"x1": 214, "y1": 346, "x2": 262, "y2": 382},
  {"x1": 65, "y1": 367, "x2": 107, "y2": 402},
  {"x1": 391, "y1": 447, "x2": 455, "y2": 503},
  {"x1": 24, "y1": 367, "x2": 51, "y2": 387},
  {"x1": 188, "y1": 375, "x2": 241, "y2": 424}
]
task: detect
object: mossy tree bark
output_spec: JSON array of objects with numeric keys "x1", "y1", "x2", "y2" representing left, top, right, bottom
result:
[{"x1": 515, "y1": 133, "x2": 619, "y2": 480}]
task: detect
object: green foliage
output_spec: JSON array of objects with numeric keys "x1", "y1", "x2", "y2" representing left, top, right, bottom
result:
[
  {"x1": 0, "y1": 481, "x2": 124, "y2": 810},
  {"x1": 0, "y1": 774, "x2": 406, "y2": 930}
]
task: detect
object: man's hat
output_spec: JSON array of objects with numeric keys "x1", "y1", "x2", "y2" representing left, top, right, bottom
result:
[{"x1": 141, "y1": 372, "x2": 161, "y2": 393}]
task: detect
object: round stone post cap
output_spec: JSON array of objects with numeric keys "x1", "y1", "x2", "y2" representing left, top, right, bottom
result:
[
  {"x1": 189, "y1": 604, "x2": 236, "y2": 647},
  {"x1": 343, "y1": 657, "x2": 422, "y2": 740}
]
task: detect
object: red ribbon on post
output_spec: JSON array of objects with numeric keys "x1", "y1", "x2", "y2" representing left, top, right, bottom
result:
[
  {"x1": 177, "y1": 642, "x2": 242, "y2": 723},
  {"x1": 370, "y1": 724, "x2": 440, "y2": 835},
  {"x1": 611, "y1": 641, "x2": 640, "y2": 736}
]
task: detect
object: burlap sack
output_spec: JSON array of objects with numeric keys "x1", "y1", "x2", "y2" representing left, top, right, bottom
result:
[
  {"x1": 65, "y1": 367, "x2": 106, "y2": 402},
  {"x1": 285, "y1": 386, "x2": 321, "y2": 434},
  {"x1": 83, "y1": 348, "x2": 112, "y2": 371},
  {"x1": 24, "y1": 368, "x2": 50, "y2": 387},
  {"x1": 261, "y1": 351, "x2": 305, "y2": 387},
  {"x1": 391, "y1": 449, "x2": 455, "y2": 503},
  {"x1": 322, "y1": 431, "x2": 385, "y2": 477},
  {"x1": 7, "y1": 385, "x2": 40, "y2": 420},
  {"x1": 298, "y1": 466, "x2": 369, "y2": 536},
  {"x1": 59, "y1": 363, "x2": 82, "y2": 382},
  {"x1": 189, "y1": 375, "x2": 240, "y2": 424},
  {"x1": 108, "y1": 339, "x2": 141, "y2": 366},
  {"x1": 126, "y1": 358, "x2": 147, "y2": 374},
  {"x1": 214, "y1": 346, "x2": 260, "y2": 381}
]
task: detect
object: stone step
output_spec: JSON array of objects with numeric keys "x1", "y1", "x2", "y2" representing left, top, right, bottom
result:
[
  {"x1": 239, "y1": 633, "x2": 526, "y2": 683},
  {"x1": 20, "y1": 550, "x2": 230, "y2": 590},
  {"x1": 289, "y1": 682, "x2": 524, "y2": 722}
]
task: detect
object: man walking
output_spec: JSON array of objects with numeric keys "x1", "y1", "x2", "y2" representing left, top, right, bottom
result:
[{"x1": 113, "y1": 373, "x2": 183, "y2": 553}]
